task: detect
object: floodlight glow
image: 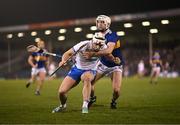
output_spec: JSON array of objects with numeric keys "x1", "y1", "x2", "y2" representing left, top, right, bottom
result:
[
  {"x1": 18, "y1": 32, "x2": 24, "y2": 37},
  {"x1": 142, "y1": 21, "x2": 150, "y2": 26},
  {"x1": 124, "y1": 23, "x2": 133, "y2": 28},
  {"x1": 117, "y1": 31, "x2": 125, "y2": 36},
  {"x1": 74, "y1": 27, "x2": 82, "y2": 32},
  {"x1": 58, "y1": 36, "x2": 65, "y2": 41},
  {"x1": 150, "y1": 28, "x2": 158, "y2": 34},
  {"x1": 86, "y1": 33, "x2": 94, "y2": 39},
  {"x1": 31, "y1": 31, "x2": 37, "y2": 36},
  {"x1": 90, "y1": 26, "x2": 97, "y2": 31},
  {"x1": 7, "y1": 34, "x2": 13, "y2": 39},
  {"x1": 59, "y1": 29, "x2": 67, "y2": 33},
  {"x1": 45, "y1": 30, "x2": 52, "y2": 35},
  {"x1": 161, "y1": 20, "x2": 169, "y2": 24}
]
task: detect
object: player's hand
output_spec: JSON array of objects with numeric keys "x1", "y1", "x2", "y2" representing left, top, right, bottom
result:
[
  {"x1": 113, "y1": 57, "x2": 121, "y2": 64},
  {"x1": 59, "y1": 60, "x2": 67, "y2": 67},
  {"x1": 59, "y1": 61, "x2": 64, "y2": 67},
  {"x1": 82, "y1": 52, "x2": 94, "y2": 59}
]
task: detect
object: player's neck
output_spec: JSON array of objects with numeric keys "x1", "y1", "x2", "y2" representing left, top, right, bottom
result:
[{"x1": 99, "y1": 29, "x2": 110, "y2": 35}]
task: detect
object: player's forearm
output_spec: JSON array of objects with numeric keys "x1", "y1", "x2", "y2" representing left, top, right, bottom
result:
[
  {"x1": 28, "y1": 60, "x2": 35, "y2": 67},
  {"x1": 105, "y1": 54, "x2": 115, "y2": 61},
  {"x1": 94, "y1": 48, "x2": 113, "y2": 56},
  {"x1": 61, "y1": 50, "x2": 74, "y2": 62},
  {"x1": 28, "y1": 56, "x2": 35, "y2": 67},
  {"x1": 94, "y1": 43, "x2": 114, "y2": 56}
]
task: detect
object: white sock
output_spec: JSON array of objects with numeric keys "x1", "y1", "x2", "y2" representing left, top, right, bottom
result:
[
  {"x1": 60, "y1": 103, "x2": 66, "y2": 107},
  {"x1": 62, "y1": 104, "x2": 66, "y2": 108},
  {"x1": 82, "y1": 100, "x2": 89, "y2": 108}
]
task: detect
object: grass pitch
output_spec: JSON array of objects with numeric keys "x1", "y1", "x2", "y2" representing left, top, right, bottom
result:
[{"x1": 0, "y1": 77, "x2": 180, "y2": 124}]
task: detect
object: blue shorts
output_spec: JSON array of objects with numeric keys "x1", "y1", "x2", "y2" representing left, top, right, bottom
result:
[{"x1": 67, "y1": 65, "x2": 96, "y2": 82}]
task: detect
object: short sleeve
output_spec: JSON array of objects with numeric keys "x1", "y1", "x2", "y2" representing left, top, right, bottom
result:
[
  {"x1": 73, "y1": 41, "x2": 89, "y2": 52},
  {"x1": 106, "y1": 32, "x2": 119, "y2": 43},
  {"x1": 31, "y1": 52, "x2": 36, "y2": 57}
]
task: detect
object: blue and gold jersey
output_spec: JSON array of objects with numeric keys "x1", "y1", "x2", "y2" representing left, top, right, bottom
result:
[
  {"x1": 152, "y1": 57, "x2": 162, "y2": 67},
  {"x1": 100, "y1": 29, "x2": 124, "y2": 67},
  {"x1": 32, "y1": 49, "x2": 48, "y2": 68}
]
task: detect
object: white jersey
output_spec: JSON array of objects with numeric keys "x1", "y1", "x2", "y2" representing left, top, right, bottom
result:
[
  {"x1": 138, "y1": 62, "x2": 144, "y2": 72},
  {"x1": 73, "y1": 40, "x2": 107, "y2": 70}
]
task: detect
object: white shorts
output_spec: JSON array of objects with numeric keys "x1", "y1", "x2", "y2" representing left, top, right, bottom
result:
[
  {"x1": 152, "y1": 67, "x2": 161, "y2": 74},
  {"x1": 31, "y1": 67, "x2": 46, "y2": 76},
  {"x1": 96, "y1": 61, "x2": 123, "y2": 75}
]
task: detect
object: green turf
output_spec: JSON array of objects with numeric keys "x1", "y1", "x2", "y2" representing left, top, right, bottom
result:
[{"x1": 0, "y1": 77, "x2": 180, "y2": 124}]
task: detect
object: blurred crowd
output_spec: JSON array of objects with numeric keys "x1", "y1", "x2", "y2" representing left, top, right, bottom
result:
[
  {"x1": 0, "y1": 39, "x2": 179, "y2": 79},
  {"x1": 122, "y1": 45, "x2": 179, "y2": 78}
]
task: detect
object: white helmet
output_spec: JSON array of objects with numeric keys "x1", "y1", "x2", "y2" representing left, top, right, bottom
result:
[
  {"x1": 96, "y1": 15, "x2": 111, "y2": 29},
  {"x1": 92, "y1": 32, "x2": 106, "y2": 46}
]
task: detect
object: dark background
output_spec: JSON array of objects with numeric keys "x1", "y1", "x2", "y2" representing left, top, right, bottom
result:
[
  {"x1": 0, "y1": 0, "x2": 180, "y2": 26},
  {"x1": 0, "y1": 0, "x2": 179, "y2": 78}
]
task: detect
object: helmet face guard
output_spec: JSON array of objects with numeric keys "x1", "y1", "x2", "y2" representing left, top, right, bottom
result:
[{"x1": 91, "y1": 32, "x2": 106, "y2": 51}]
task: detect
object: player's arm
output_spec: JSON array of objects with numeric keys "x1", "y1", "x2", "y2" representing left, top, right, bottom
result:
[
  {"x1": 28, "y1": 55, "x2": 37, "y2": 68},
  {"x1": 149, "y1": 59, "x2": 153, "y2": 66},
  {"x1": 83, "y1": 42, "x2": 115, "y2": 59},
  {"x1": 105, "y1": 54, "x2": 114, "y2": 60},
  {"x1": 59, "y1": 48, "x2": 74, "y2": 67},
  {"x1": 105, "y1": 54, "x2": 121, "y2": 64},
  {"x1": 94, "y1": 42, "x2": 115, "y2": 56}
]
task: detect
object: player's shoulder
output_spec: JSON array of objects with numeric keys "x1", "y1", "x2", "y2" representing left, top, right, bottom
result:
[
  {"x1": 76, "y1": 40, "x2": 91, "y2": 47},
  {"x1": 79, "y1": 40, "x2": 91, "y2": 44},
  {"x1": 106, "y1": 29, "x2": 117, "y2": 36},
  {"x1": 31, "y1": 52, "x2": 37, "y2": 56},
  {"x1": 105, "y1": 30, "x2": 119, "y2": 43},
  {"x1": 73, "y1": 40, "x2": 91, "y2": 51},
  {"x1": 106, "y1": 30, "x2": 118, "y2": 39}
]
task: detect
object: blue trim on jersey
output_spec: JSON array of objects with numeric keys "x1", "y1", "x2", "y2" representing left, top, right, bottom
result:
[
  {"x1": 67, "y1": 65, "x2": 96, "y2": 81},
  {"x1": 100, "y1": 31, "x2": 125, "y2": 67},
  {"x1": 106, "y1": 32, "x2": 119, "y2": 43}
]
